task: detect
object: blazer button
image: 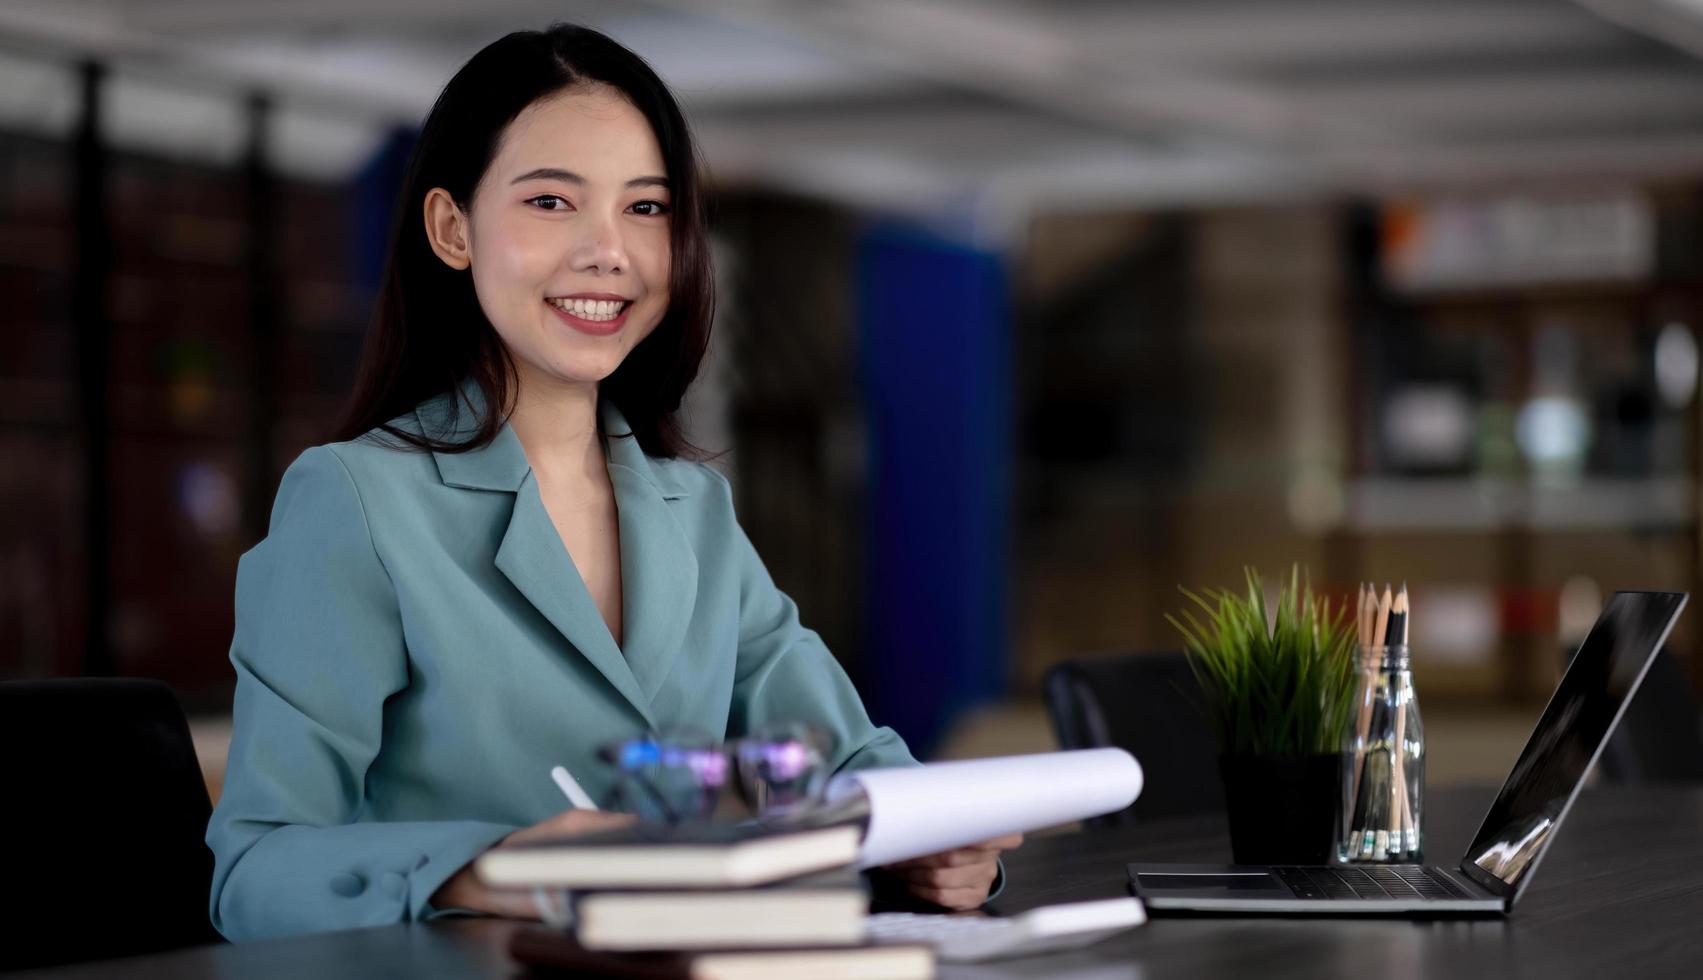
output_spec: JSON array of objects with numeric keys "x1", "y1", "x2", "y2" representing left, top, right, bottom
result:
[
  {"x1": 380, "y1": 871, "x2": 407, "y2": 900},
  {"x1": 330, "y1": 872, "x2": 366, "y2": 897}
]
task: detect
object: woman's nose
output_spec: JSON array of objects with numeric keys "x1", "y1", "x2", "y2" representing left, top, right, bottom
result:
[{"x1": 570, "y1": 213, "x2": 627, "y2": 275}]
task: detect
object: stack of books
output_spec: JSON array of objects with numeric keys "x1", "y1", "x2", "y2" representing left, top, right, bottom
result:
[{"x1": 477, "y1": 820, "x2": 934, "y2": 979}]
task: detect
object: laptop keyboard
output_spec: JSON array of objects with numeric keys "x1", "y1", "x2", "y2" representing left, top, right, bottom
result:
[{"x1": 1273, "y1": 865, "x2": 1471, "y2": 901}]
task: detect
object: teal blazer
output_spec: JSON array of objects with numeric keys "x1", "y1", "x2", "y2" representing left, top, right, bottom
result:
[{"x1": 206, "y1": 383, "x2": 917, "y2": 940}]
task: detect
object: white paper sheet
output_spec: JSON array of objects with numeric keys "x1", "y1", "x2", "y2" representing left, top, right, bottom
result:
[{"x1": 825, "y1": 748, "x2": 1143, "y2": 868}]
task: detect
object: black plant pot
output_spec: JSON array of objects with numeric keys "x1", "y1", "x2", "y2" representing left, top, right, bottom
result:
[{"x1": 1218, "y1": 753, "x2": 1340, "y2": 865}]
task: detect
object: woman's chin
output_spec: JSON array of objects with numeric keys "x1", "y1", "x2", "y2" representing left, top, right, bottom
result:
[{"x1": 541, "y1": 359, "x2": 623, "y2": 388}]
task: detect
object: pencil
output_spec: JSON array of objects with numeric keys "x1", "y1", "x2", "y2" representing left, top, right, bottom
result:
[
  {"x1": 1387, "y1": 584, "x2": 1408, "y2": 649},
  {"x1": 1389, "y1": 586, "x2": 1413, "y2": 855},
  {"x1": 1355, "y1": 582, "x2": 1364, "y2": 648},
  {"x1": 1372, "y1": 584, "x2": 1392, "y2": 649},
  {"x1": 1349, "y1": 710, "x2": 1376, "y2": 853},
  {"x1": 1348, "y1": 583, "x2": 1376, "y2": 837},
  {"x1": 1396, "y1": 582, "x2": 1410, "y2": 646},
  {"x1": 1396, "y1": 586, "x2": 1410, "y2": 855},
  {"x1": 1359, "y1": 582, "x2": 1375, "y2": 650}
]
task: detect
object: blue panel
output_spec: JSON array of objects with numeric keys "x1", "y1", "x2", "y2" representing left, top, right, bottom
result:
[{"x1": 857, "y1": 223, "x2": 1011, "y2": 755}]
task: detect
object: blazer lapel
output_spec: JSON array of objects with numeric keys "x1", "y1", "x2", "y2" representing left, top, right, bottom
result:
[
  {"x1": 418, "y1": 380, "x2": 659, "y2": 729},
  {"x1": 606, "y1": 465, "x2": 697, "y2": 704},
  {"x1": 602, "y1": 402, "x2": 698, "y2": 704},
  {"x1": 495, "y1": 471, "x2": 657, "y2": 729}
]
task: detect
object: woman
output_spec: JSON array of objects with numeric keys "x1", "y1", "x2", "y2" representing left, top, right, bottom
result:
[{"x1": 205, "y1": 24, "x2": 1019, "y2": 941}]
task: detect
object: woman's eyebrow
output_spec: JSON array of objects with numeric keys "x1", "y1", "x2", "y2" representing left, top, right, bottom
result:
[{"x1": 509, "y1": 167, "x2": 670, "y2": 190}]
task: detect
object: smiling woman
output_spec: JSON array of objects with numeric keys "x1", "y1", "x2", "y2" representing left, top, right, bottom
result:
[
  {"x1": 333, "y1": 25, "x2": 712, "y2": 458},
  {"x1": 422, "y1": 89, "x2": 676, "y2": 400},
  {"x1": 202, "y1": 23, "x2": 1019, "y2": 943}
]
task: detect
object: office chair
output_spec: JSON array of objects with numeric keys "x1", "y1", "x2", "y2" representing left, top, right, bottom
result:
[
  {"x1": 0, "y1": 678, "x2": 221, "y2": 970},
  {"x1": 1592, "y1": 648, "x2": 1703, "y2": 784},
  {"x1": 1043, "y1": 652, "x2": 1226, "y2": 828}
]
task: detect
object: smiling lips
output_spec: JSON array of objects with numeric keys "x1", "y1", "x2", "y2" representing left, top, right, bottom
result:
[{"x1": 546, "y1": 295, "x2": 632, "y2": 335}]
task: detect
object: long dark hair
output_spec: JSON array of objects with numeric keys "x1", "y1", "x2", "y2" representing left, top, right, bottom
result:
[{"x1": 334, "y1": 23, "x2": 714, "y2": 458}]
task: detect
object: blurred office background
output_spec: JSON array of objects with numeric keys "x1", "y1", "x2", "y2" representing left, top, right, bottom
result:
[{"x1": 5, "y1": 0, "x2": 1703, "y2": 800}]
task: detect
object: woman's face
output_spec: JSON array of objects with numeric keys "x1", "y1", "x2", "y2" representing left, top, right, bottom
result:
[{"x1": 426, "y1": 84, "x2": 673, "y2": 395}]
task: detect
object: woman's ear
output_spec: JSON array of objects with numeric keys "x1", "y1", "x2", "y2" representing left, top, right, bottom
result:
[{"x1": 423, "y1": 187, "x2": 472, "y2": 270}]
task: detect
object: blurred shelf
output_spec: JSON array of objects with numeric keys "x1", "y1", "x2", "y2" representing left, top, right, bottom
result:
[
  {"x1": 0, "y1": 378, "x2": 76, "y2": 428},
  {"x1": 1347, "y1": 476, "x2": 1696, "y2": 532},
  {"x1": 1384, "y1": 279, "x2": 1649, "y2": 305}
]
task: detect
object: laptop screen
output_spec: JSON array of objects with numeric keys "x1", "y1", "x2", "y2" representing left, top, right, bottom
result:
[{"x1": 1463, "y1": 591, "x2": 1686, "y2": 892}]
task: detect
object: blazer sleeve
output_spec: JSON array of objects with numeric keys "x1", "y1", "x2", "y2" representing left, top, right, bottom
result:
[
  {"x1": 721, "y1": 509, "x2": 917, "y2": 775},
  {"x1": 206, "y1": 446, "x2": 516, "y2": 941},
  {"x1": 712, "y1": 478, "x2": 1011, "y2": 902}
]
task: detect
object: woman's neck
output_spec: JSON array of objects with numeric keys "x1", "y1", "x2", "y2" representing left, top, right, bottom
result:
[{"x1": 504, "y1": 370, "x2": 606, "y2": 489}]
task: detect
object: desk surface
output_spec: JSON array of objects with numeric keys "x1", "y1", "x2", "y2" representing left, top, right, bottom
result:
[{"x1": 26, "y1": 785, "x2": 1703, "y2": 980}]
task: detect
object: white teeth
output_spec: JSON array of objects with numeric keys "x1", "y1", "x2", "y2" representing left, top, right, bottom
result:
[{"x1": 548, "y1": 297, "x2": 627, "y2": 321}]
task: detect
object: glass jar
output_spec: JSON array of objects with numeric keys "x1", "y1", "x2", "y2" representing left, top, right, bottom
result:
[{"x1": 1339, "y1": 644, "x2": 1424, "y2": 863}]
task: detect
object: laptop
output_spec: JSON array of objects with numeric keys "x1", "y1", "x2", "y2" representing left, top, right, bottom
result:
[{"x1": 1129, "y1": 590, "x2": 1688, "y2": 915}]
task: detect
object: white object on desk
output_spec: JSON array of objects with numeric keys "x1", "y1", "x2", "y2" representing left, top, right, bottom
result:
[
  {"x1": 865, "y1": 897, "x2": 1146, "y2": 962},
  {"x1": 550, "y1": 765, "x2": 598, "y2": 810},
  {"x1": 535, "y1": 765, "x2": 598, "y2": 928},
  {"x1": 826, "y1": 748, "x2": 1143, "y2": 868}
]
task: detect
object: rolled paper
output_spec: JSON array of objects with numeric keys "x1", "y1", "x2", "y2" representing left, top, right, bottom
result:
[{"x1": 825, "y1": 748, "x2": 1143, "y2": 869}]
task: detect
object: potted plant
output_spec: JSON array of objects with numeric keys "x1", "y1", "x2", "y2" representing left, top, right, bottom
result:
[{"x1": 1167, "y1": 566, "x2": 1357, "y2": 864}]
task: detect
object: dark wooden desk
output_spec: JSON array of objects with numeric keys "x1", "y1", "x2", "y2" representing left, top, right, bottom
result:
[{"x1": 24, "y1": 786, "x2": 1703, "y2": 979}]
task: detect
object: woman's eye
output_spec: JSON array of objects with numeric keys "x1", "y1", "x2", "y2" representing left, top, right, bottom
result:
[
  {"x1": 629, "y1": 200, "x2": 671, "y2": 217},
  {"x1": 527, "y1": 195, "x2": 572, "y2": 211}
]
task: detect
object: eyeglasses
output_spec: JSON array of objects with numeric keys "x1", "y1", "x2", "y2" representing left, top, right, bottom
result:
[{"x1": 598, "y1": 722, "x2": 833, "y2": 827}]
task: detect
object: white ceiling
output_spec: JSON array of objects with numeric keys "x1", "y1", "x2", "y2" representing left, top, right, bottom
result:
[{"x1": 2, "y1": 0, "x2": 1703, "y2": 227}]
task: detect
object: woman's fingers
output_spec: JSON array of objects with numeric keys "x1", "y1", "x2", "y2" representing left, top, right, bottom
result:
[
  {"x1": 484, "y1": 887, "x2": 550, "y2": 920},
  {"x1": 886, "y1": 847, "x2": 1007, "y2": 909},
  {"x1": 893, "y1": 861, "x2": 997, "y2": 890},
  {"x1": 880, "y1": 833, "x2": 1022, "y2": 909},
  {"x1": 886, "y1": 833, "x2": 1024, "y2": 870},
  {"x1": 549, "y1": 809, "x2": 638, "y2": 832},
  {"x1": 505, "y1": 808, "x2": 637, "y2": 845},
  {"x1": 887, "y1": 847, "x2": 988, "y2": 870},
  {"x1": 909, "y1": 884, "x2": 993, "y2": 911},
  {"x1": 888, "y1": 834, "x2": 1026, "y2": 868}
]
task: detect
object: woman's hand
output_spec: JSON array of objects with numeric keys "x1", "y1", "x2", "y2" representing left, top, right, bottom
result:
[
  {"x1": 430, "y1": 809, "x2": 637, "y2": 919},
  {"x1": 881, "y1": 833, "x2": 1024, "y2": 911}
]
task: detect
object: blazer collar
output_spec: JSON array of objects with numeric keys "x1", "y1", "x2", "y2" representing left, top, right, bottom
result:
[
  {"x1": 600, "y1": 401, "x2": 693, "y2": 503},
  {"x1": 419, "y1": 378, "x2": 691, "y2": 501},
  {"x1": 415, "y1": 378, "x2": 697, "y2": 729}
]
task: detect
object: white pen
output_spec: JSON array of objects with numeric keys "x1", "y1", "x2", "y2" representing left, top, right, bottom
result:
[
  {"x1": 550, "y1": 765, "x2": 599, "y2": 810},
  {"x1": 532, "y1": 767, "x2": 598, "y2": 930}
]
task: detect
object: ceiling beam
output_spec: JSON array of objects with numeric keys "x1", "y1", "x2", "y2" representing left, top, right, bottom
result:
[
  {"x1": 0, "y1": 1, "x2": 414, "y2": 121},
  {"x1": 643, "y1": 0, "x2": 1401, "y2": 154},
  {"x1": 1571, "y1": 0, "x2": 1703, "y2": 60},
  {"x1": 1064, "y1": 1, "x2": 1622, "y2": 72}
]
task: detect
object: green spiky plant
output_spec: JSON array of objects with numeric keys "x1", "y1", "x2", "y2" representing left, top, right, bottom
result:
[{"x1": 1166, "y1": 566, "x2": 1358, "y2": 757}]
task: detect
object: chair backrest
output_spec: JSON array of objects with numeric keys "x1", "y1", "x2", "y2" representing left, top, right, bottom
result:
[
  {"x1": 1043, "y1": 652, "x2": 1225, "y2": 828},
  {"x1": 1591, "y1": 647, "x2": 1703, "y2": 784},
  {"x1": 0, "y1": 678, "x2": 220, "y2": 970}
]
